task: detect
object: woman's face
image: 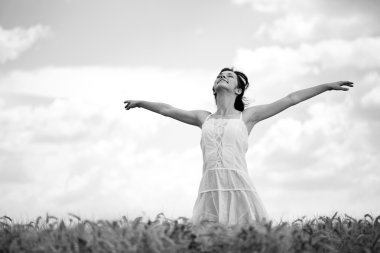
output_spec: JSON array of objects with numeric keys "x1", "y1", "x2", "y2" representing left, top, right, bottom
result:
[{"x1": 213, "y1": 70, "x2": 239, "y2": 93}]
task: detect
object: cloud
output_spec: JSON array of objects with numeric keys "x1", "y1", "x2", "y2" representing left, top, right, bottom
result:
[
  {"x1": 232, "y1": 0, "x2": 380, "y2": 16},
  {"x1": 0, "y1": 66, "x2": 216, "y2": 221},
  {"x1": 246, "y1": 98, "x2": 380, "y2": 219},
  {"x1": 0, "y1": 25, "x2": 51, "y2": 64},
  {"x1": 254, "y1": 14, "x2": 379, "y2": 44},
  {"x1": 233, "y1": 0, "x2": 380, "y2": 44},
  {"x1": 254, "y1": 15, "x2": 318, "y2": 44},
  {"x1": 232, "y1": 0, "x2": 297, "y2": 13},
  {"x1": 361, "y1": 72, "x2": 380, "y2": 108},
  {"x1": 232, "y1": 15, "x2": 380, "y2": 218},
  {"x1": 234, "y1": 37, "x2": 380, "y2": 92}
]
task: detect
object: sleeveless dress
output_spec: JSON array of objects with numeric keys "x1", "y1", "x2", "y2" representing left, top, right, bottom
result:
[{"x1": 190, "y1": 112, "x2": 269, "y2": 226}]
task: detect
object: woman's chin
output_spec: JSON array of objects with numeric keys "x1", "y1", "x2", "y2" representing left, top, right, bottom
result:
[
  {"x1": 214, "y1": 85, "x2": 232, "y2": 93},
  {"x1": 217, "y1": 82, "x2": 230, "y2": 88}
]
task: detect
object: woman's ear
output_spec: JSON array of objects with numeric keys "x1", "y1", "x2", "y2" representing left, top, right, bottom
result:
[{"x1": 235, "y1": 88, "x2": 242, "y2": 95}]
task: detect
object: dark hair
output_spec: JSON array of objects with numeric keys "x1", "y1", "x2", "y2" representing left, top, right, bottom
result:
[{"x1": 212, "y1": 67, "x2": 250, "y2": 111}]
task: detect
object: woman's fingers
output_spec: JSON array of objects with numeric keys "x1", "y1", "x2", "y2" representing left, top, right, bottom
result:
[
  {"x1": 340, "y1": 81, "x2": 354, "y2": 87},
  {"x1": 124, "y1": 100, "x2": 135, "y2": 110},
  {"x1": 337, "y1": 81, "x2": 354, "y2": 91},
  {"x1": 333, "y1": 81, "x2": 354, "y2": 91}
]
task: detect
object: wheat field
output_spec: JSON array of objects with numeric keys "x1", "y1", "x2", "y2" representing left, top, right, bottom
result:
[{"x1": 1, "y1": 212, "x2": 379, "y2": 253}]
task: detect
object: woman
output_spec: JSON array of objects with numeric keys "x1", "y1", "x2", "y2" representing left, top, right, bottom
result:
[{"x1": 124, "y1": 67, "x2": 354, "y2": 227}]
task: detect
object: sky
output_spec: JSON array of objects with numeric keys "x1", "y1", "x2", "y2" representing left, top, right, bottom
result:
[{"x1": 0, "y1": 0, "x2": 379, "y2": 224}]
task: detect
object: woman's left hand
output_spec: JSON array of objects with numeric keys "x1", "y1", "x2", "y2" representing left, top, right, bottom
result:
[{"x1": 326, "y1": 81, "x2": 354, "y2": 91}]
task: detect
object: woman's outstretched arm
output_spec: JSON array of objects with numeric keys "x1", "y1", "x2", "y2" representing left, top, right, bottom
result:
[
  {"x1": 124, "y1": 100, "x2": 171, "y2": 115},
  {"x1": 290, "y1": 81, "x2": 353, "y2": 104},
  {"x1": 124, "y1": 100, "x2": 210, "y2": 128},
  {"x1": 245, "y1": 81, "x2": 354, "y2": 124}
]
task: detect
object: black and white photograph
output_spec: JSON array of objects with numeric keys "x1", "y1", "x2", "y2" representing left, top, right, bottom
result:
[{"x1": 1, "y1": 0, "x2": 379, "y2": 252}]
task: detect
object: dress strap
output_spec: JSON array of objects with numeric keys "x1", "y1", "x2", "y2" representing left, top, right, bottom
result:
[
  {"x1": 201, "y1": 113, "x2": 212, "y2": 129},
  {"x1": 240, "y1": 112, "x2": 243, "y2": 120},
  {"x1": 202, "y1": 113, "x2": 212, "y2": 125}
]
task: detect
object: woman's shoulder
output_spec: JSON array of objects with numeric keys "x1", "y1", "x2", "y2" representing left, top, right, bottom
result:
[
  {"x1": 192, "y1": 110, "x2": 211, "y2": 118},
  {"x1": 199, "y1": 110, "x2": 212, "y2": 118},
  {"x1": 197, "y1": 110, "x2": 212, "y2": 128}
]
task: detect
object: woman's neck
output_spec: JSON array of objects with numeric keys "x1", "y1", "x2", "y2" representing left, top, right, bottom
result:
[{"x1": 215, "y1": 90, "x2": 239, "y2": 116}]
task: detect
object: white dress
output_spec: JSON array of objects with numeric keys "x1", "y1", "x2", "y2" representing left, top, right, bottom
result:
[{"x1": 191, "y1": 112, "x2": 269, "y2": 226}]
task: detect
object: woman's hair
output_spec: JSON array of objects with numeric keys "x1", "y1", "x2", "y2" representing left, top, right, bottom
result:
[{"x1": 213, "y1": 67, "x2": 250, "y2": 111}]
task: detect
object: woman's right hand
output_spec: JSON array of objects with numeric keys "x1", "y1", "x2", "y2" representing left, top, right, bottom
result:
[{"x1": 124, "y1": 100, "x2": 139, "y2": 110}]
